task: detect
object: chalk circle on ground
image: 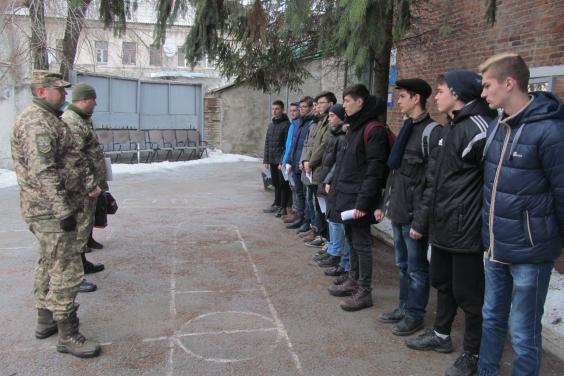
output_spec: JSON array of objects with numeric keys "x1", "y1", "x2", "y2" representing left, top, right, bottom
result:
[{"x1": 174, "y1": 311, "x2": 282, "y2": 363}]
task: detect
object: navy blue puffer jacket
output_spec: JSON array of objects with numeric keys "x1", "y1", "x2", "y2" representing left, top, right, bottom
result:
[{"x1": 483, "y1": 92, "x2": 564, "y2": 264}]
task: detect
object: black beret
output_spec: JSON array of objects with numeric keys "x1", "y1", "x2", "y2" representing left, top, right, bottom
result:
[{"x1": 395, "y1": 78, "x2": 433, "y2": 99}]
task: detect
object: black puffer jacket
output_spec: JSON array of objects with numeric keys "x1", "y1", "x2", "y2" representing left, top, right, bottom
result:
[
  {"x1": 327, "y1": 96, "x2": 390, "y2": 225},
  {"x1": 416, "y1": 99, "x2": 497, "y2": 253},
  {"x1": 317, "y1": 122, "x2": 346, "y2": 197},
  {"x1": 263, "y1": 114, "x2": 290, "y2": 164},
  {"x1": 383, "y1": 113, "x2": 441, "y2": 229}
]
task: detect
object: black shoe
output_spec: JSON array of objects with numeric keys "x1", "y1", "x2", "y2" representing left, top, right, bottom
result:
[
  {"x1": 324, "y1": 265, "x2": 345, "y2": 276},
  {"x1": 84, "y1": 247, "x2": 92, "y2": 253},
  {"x1": 333, "y1": 273, "x2": 348, "y2": 285},
  {"x1": 445, "y1": 351, "x2": 478, "y2": 376},
  {"x1": 406, "y1": 328, "x2": 453, "y2": 353},
  {"x1": 78, "y1": 279, "x2": 97, "y2": 293},
  {"x1": 263, "y1": 204, "x2": 278, "y2": 213},
  {"x1": 318, "y1": 255, "x2": 340, "y2": 268},
  {"x1": 313, "y1": 252, "x2": 329, "y2": 262},
  {"x1": 379, "y1": 307, "x2": 405, "y2": 323},
  {"x1": 87, "y1": 237, "x2": 103, "y2": 250},
  {"x1": 392, "y1": 317, "x2": 424, "y2": 336},
  {"x1": 296, "y1": 223, "x2": 310, "y2": 234},
  {"x1": 84, "y1": 260, "x2": 105, "y2": 274},
  {"x1": 275, "y1": 207, "x2": 287, "y2": 217},
  {"x1": 286, "y1": 218, "x2": 303, "y2": 229}
]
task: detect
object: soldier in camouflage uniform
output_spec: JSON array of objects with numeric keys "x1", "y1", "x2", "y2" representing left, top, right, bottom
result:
[
  {"x1": 62, "y1": 83, "x2": 107, "y2": 281},
  {"x1": 11, "y1": 71, "x2": 102, "y2": 358}
]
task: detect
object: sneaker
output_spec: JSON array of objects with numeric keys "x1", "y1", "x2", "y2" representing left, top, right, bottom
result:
[
  {"x1": 340, "y1": 287, "x2": 373, "y2": 312},
  {"x1": 275, "y1": 207, "x2": 287, "y2": 217},
  {"x1": 263, "y1": 204, "x2": 279, "y2": 213},
  {"x1": 392, "y1": 317, "x2": 424, "y2": 336},
  {"x1": 405, "y1": 328, "x2": 453, "y2": 353},
  {"x1": 305, "y1": 236, "x2": 325, "y2": 248},
  {"x1": 379, "y1": 307, "x2": 405, "y2": 323},
  {"x1": 321, "y1": 243, "x2": 329, "y2": 252},
  {"x1": 445, "y1": 351, "x2": 478, "y2": 376},
  {"x1": 313, "y1": 252, "x2": 329, "y2": 262}
]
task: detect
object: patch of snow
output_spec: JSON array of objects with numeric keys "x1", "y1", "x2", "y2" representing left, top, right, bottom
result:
[
  {"x1": 0, "y1": 169, "x2": 17, "y2": 189},
  {"x1": 543, "y1": 270, "x2": 564, "y2": 337},
  {"x1": 0, "y1": 151, "x2": 259, "y2": 189},
  {"x1": 111, "y1": 150, "x2": 259, "y2": 175}
]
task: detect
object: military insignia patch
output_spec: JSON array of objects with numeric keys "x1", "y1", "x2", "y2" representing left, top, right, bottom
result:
[{"x1": 36, "y1": 134, "x2": 52, "y2": 154}]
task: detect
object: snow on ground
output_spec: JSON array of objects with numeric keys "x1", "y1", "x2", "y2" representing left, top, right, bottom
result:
[
  {"x1": 0, "y1": 150, "x2": 259, "y2": 189},
  {"x1": 0, "y1": 169, "x2": 17, "y2": 189},
  {"x1": 110, "y1": 150, "x2": 258, "y2": 175}
]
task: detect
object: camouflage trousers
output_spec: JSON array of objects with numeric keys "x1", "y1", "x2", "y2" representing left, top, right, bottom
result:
[
  {"x1": 76, "y1": 197, "x2": 97, "y2": 253},
  {"x1": 29, "y1": 219, "x2": 83, "y2": 321}
]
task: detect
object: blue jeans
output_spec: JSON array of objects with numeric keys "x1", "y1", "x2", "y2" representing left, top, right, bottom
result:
[
  {"x1": 392, "y1": 223, "x2": 430, "y2": 321},
  {"x1": 478, "y1": 258, "x2": 553, "y2": 376},
  {"x1": 326, "y1": 220, "x2": 350, "y2": 271},
  {"x1": 305, "y1": 185, "x2": 318, "y2": 228},
  {"x1": 292, "y1": 172, "x2": 306, "y2": 218}
]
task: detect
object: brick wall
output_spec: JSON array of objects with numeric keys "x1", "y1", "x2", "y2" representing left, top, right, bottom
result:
[
  {"x1": 387, "y1": 0, "x2": 564, "y2": 133},
  {"x1": 204, "y1": 96, "x2": 221, "y2": 148}
]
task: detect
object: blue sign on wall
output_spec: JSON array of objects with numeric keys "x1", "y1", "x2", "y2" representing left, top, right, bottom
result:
[
  {"x1": 387, "y1": 92, "x2": 393, "y2": 108},
  {"x1": 389, "y1": 67, "x2": 397, "y2": 85}
]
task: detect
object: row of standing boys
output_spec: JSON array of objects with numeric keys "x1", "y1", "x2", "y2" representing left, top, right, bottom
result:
[{"x1": 261, "y1": 53, "x2": 564, "y2": 376}]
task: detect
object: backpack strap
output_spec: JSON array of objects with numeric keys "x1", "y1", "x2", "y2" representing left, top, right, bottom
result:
[
  {"x1": 420, "y1": 121, "x2": 440, "y2": 158},
  {"x1": 363, "y1": 120, "x2": 383, "y2": 145}
]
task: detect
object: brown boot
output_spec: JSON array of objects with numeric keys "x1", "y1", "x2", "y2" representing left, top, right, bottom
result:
[
  {"x1": 282, "y1": 214, "x2": 299, "y2": 223},
  {"x1": 340, "y1": 286, "x2": 373, "y2": 311},
  {"x1": 56, "y1": 307, "x2": 101, "y2": 358},
  {"x1": 35, "y1": 308, "x2": 57, "y2": 339},
  {"x1": 328, "y1": 276, "x2": 358, "y2": 297},
  {"x1": 298, "y1": 229, "x2": 313, "y2": 238}
]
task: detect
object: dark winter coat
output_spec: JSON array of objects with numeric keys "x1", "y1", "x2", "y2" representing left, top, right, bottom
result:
[
  {"x1": 263, "y1": 114, "x2": 290, "y2": 164},
  {"x1": 483, "y1": 92, "x2": 564, "y2": 264},
  {"x1": 288, "y1": 113, "x2": 314, "y2": 173},
  {"x1": 327, "y1": 96, "x2": 390, "y2": 225},
  {"x1": 383, "y1": 113, "x2": 441, "y2": 229},
  {"x1": 417, "y1": 99, "x2": 497, "y2": 253},
  {"x1": 317, "y1": 122, "x2": 346, "y2": 197}
]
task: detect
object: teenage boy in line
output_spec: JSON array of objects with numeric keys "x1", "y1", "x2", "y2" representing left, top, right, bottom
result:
[
  {"x1": 405, "y1": 70, "x2": 497, "y2": 376},
  {"x1": 478, "y1": 53, "x2": 564, "y2": 376},
  {"x1": 375, "y1": 78, "x2": 440, "y2": 337},
  {"x1": 263, "y1": 100, "x2": 291, "y2": 217},
  {"x1": 286, "y1": 97, "x2": 315, "y2": 230},
  {"x1": 302, "y1": 91, "x2": 337, "y2": 247},
  {"x1": 326, "y1": 84, "x2": 390, "y2": 312},
  {"x1": 281, "y1": 102, "x2": 302, "y2": 224}
]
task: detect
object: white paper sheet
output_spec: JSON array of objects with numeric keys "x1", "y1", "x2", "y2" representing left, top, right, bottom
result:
[{"x1": 341, "y1": 209, "x2": 355, "y2": 221}]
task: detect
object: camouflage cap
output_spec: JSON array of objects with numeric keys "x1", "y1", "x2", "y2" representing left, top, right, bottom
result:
[{"x1": 31, "y1": 70, "x2": 71, "y2": 88}]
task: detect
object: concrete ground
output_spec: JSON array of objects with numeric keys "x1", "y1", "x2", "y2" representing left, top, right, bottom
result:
[{"x1": 1, "y1": 160, "x2": 563, "y2": 376}]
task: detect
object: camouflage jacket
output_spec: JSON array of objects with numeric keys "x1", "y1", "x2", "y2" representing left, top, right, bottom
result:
[
  {"x1": 62, "y1": 105, "x2": 108, "y2": 191},
  {"x1": 11, "y1": 98, "x2": 97, "y2": 221}
]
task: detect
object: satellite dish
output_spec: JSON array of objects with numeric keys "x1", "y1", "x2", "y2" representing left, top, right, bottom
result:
[{"x1": 163, "y1": 40, "x2": 178, "y2": 57}]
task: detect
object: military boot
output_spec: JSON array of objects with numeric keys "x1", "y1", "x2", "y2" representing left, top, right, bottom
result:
[
  {"x1": 35, "y1": 308, "x2": 57, "y2": 339},
  {"x1": 56, "y1": 308, "x2": 101, "y2": 358}
]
